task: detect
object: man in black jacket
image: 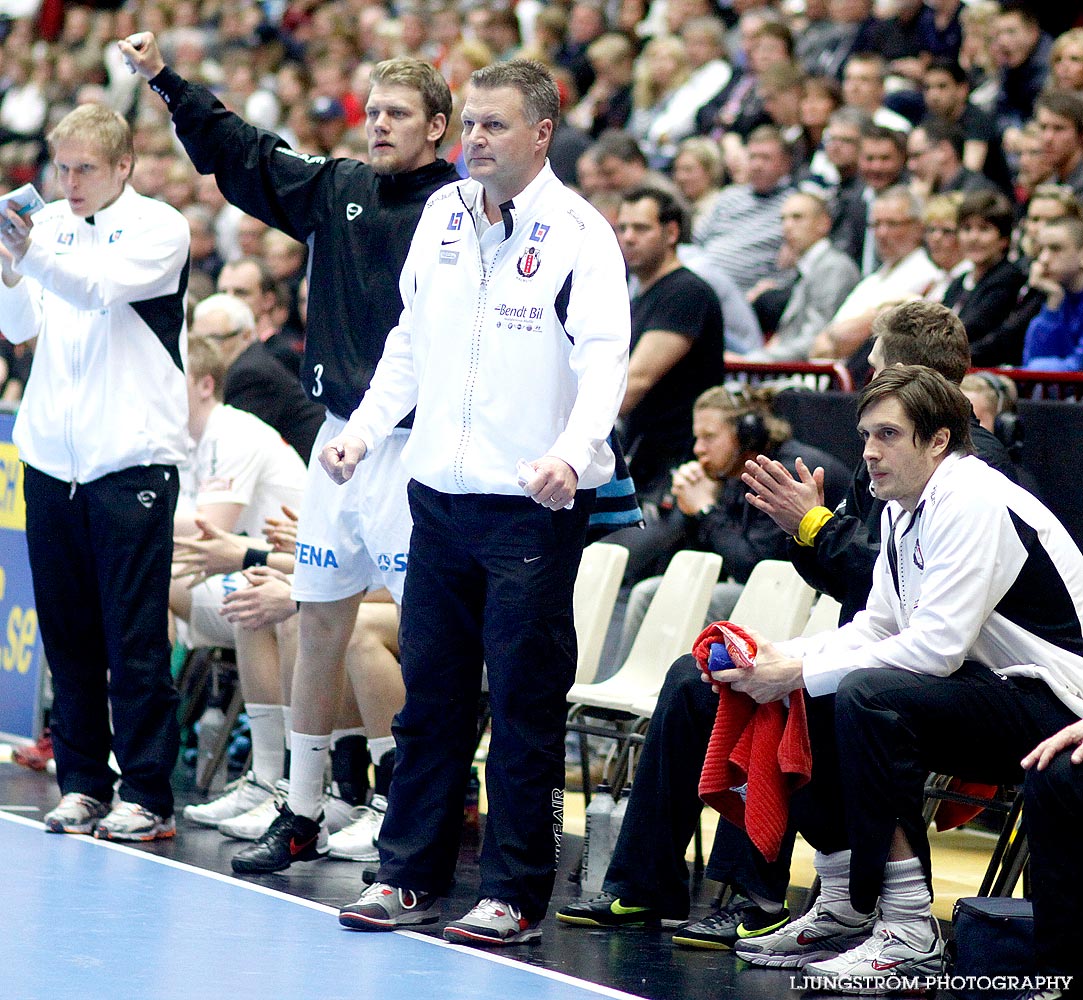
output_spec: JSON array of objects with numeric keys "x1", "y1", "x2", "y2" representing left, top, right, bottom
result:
[
  {"x1": 122, "y1": 34, "x2": 461, "y2": 872},
  {"x1": 749, "y1": 300, "x2": 1016, "y2": 623}
]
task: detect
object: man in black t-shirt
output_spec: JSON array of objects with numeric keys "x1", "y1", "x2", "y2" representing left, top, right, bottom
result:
[
  {"x1": 921, "y1": 58, "x2": 1012, "y2": 194},
  {"x1": 617, "y1": 186, "x2": 726, "y2": 505}
]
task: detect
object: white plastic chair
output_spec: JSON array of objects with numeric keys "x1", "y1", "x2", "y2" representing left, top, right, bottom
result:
[
  {"x1": 626, "y1": 560, "x2": 819, "y2": 723},
  {"x1": 567, "y1": 549, "x2": 723, "y2": 713},
  {"x1": 802, "y1": 593, "x2": 843, "y2": 636},
  {"x1": 725, "y1": 559, "x2": 817, "y2": 641},
  {"x1": 566, "y1": 549, "x2": 722, "y2": 800},
  {"x1": 572, "y1": 543, "x2": 629, "y2": 686}
]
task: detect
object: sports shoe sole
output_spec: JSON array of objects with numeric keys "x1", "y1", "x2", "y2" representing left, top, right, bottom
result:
[
  {"x1": 442, "y1": 924, "x2": 542, "y2": 946},
  {"x1": 184, "y1": 812, "x2": 227, "y2": 829},
  {"x1": 672, "y1": 930, "x2": 734, "y2": 950},
  {"x1": 44, "y1": 819, "x2": 98, "y2": 835},
  {"x1": 231, "y1": 843, "x2": 327, "y2": 875},
  {"x1": 328, "y1": 846, "x2": 380, "y2": 862},
  {"x1": 338, "y1": 909, "x2": 439, "y2": 931},
  {"x1": 93, "y1": 825, "x2": 176, "y2": 842},
  {"x1": 555, "y1": 903, "x2": 659, "y2": 928},
  {"x1": 555, "y1": 912, "x2": 657, "y2": 928},
  {"x1": 94, "y1": 827, "x2": 176, "y2": 845},
  {"x1": 736, "y1": 946, "x2": 846, "y2": 969},
  {"x1": 13, "y1": 752, "x2": 52, "y2": 770}
]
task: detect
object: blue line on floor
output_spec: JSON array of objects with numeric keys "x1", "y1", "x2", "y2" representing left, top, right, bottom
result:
[{"x1": 0, "y1": 811, "x2": 645, "y2": 1000}]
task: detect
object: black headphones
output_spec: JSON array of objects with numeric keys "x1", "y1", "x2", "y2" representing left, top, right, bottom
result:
[
  {"x1": 735, "y1": 409, "x2": 770, "y2": 454},
  {"x1": 970, "y1": 370, "x2": 1023, "y2": 461},
  {"x1": 724, "y1": 385, "x2": 772, "y2": 454}
]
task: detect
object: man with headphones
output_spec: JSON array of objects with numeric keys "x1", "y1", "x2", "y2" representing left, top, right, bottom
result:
[{"x1": 608, "y1": 386, "x2": 849, "y2": 667}]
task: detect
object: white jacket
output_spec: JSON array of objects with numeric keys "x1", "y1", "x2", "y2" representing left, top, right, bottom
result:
[
  {"x1": 345, "y1": 163, "x2": 630, "y2": 496},
  {"x1": 0, "y1": 185, "x2": 189, "y2": 484},
  {"x1": 783, "y1": 453, "x2": 1083, "y2": 717}
]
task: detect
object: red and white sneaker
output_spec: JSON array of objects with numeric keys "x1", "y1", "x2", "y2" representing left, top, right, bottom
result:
[
  {"x1": 13, "y1": 728, "x2": 53, "y2": 771},
  {"x1": 338, "y1": 882, "x2": 438, "y2": 930},
  {"x1": 94, "y1": 802, "x2": 176, "y2": 842},
  {"x1": 443, "y1": 898, "x2": 542, "y2": 946},
  {"x1": 44, "y1": 792, "x2": 110, "y2": 834}
]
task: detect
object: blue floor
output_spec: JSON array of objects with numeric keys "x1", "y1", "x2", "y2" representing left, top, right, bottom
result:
[{"x1": 0, "y1": 812, "x2": 644, "y2": 1000}]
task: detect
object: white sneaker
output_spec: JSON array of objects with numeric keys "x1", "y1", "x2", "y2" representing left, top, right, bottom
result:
[
  {"x1": 94, "y1": 802, "x2": 176, "y2": 842},
  {"x1": 328, "y1": 794, "x2": 386, "y2": 861},
  {"x1": 735, "y1": 900, "x2": 876, "y2": 968},
  {"x1": 44, "y1": 792, "x2": 111, "y2": 835},
  {"x1": 183, "y1": 772, "x2": 274, "y2": 828},
  {"x1": 324, "y1": 792, "x2": 358, "y2": 835},
  {"x1": 803, "y1": 918, "x2": 944, "y2": 993},
  {"x1": 218, "y1": 779, "x2": 287, "y2": 840}
]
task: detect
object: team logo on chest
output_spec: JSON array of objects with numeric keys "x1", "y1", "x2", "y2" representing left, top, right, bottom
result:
[
  {"x1": 517, "y1": 245, "x2": 541, "y2": 278},
  {"x1": 448, "y1": 211, "x2": 463, "y2": 231}
]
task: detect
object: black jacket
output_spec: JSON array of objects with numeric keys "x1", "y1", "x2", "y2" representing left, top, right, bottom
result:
[
  {"x1": 224, "y1": 341, "x2": 323, "y2": 463},
  {"x1": 151, "y1": 67, "x2": 461, "y2": 421},
  {"x1": 942, "y1": 257, "x2": 1026, "y2": 346}
]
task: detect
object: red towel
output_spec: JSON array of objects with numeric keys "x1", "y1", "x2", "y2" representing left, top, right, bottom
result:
[{"x1": 694, "y1": 622, "x2": 813, "y2": 862}]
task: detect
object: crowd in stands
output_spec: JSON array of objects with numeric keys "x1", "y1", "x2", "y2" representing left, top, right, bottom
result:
[
  {"x1": 1, "y1": 0, "x2": 1082, "y2": 394},
  {"x1": 4, "y1": 0, "x2": 1083, "y2": 993}
]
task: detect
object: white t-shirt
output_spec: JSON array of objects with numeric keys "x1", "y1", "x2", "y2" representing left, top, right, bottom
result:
[{"x1": 180, "y1": 403, "x2": 306, "y2": 535}]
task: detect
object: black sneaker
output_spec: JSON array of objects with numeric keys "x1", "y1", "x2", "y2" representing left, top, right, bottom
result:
[
  {"x1": 673, "y1": 894, "x2": 789, "y2": 950},
  {"x1": 555, "y1": 891, "x2": 660, "y2": 928},
  {"x1": 231, "y1": 801, "x2": 327, "y2": 874}
]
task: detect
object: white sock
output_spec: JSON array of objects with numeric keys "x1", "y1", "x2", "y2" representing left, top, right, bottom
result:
[
  {"x1": 367, "y1": 735, "x2": 395, "y2": 765},
  {"x1": 879, "y1": 857, "x2": 935, "y2": 948},
  {"x1": 245, "y1": 703, "x2": 285, "y2": 788},
  {"x1": 282, "y1": 707, "x2": 292, "y2": 748},
  {"x1": 813, "y1": 850, "x2": 872, "y2": 923},
  {"x1": 748, "y1": 890, "x2": 785, "y2": 914},
  {"x1": 287, "y1": 731, "x2": 331, "y2": 820}
]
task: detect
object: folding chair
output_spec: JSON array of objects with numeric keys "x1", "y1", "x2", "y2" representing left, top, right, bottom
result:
[
  {"x1": 566, "y1": 549, "x2": 723, "y2": 803},
  {"x1": 572, "y1": 542, "x2": 629, "y2": 686}
]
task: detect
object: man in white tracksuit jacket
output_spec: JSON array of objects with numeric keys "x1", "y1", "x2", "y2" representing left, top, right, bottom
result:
[
  {"x1": 712, "y1": 365, "x2": 1083, "y2": 993},
  {"x1": 0, "y1": 104, "x2": 189, "y2": 842},
  {"x1": 323, "y1": 60, "x2": 630, "y2": 945}
]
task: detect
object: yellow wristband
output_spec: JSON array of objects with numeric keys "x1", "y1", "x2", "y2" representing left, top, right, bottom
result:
[{"x1": 796, "y1": 507, "x2": 834, "y2": 547}]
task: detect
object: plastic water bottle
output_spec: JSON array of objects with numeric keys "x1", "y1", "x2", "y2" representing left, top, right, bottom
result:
[
  {"x1": 582, "y1": 782, "x2": 615, "y2": 892},
  {"x1": 196, "y1": 701, "x2": 228, "y2": 792},
  {"x1": 609, "y1": 785, "x2": 632, "y2": 855}
]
